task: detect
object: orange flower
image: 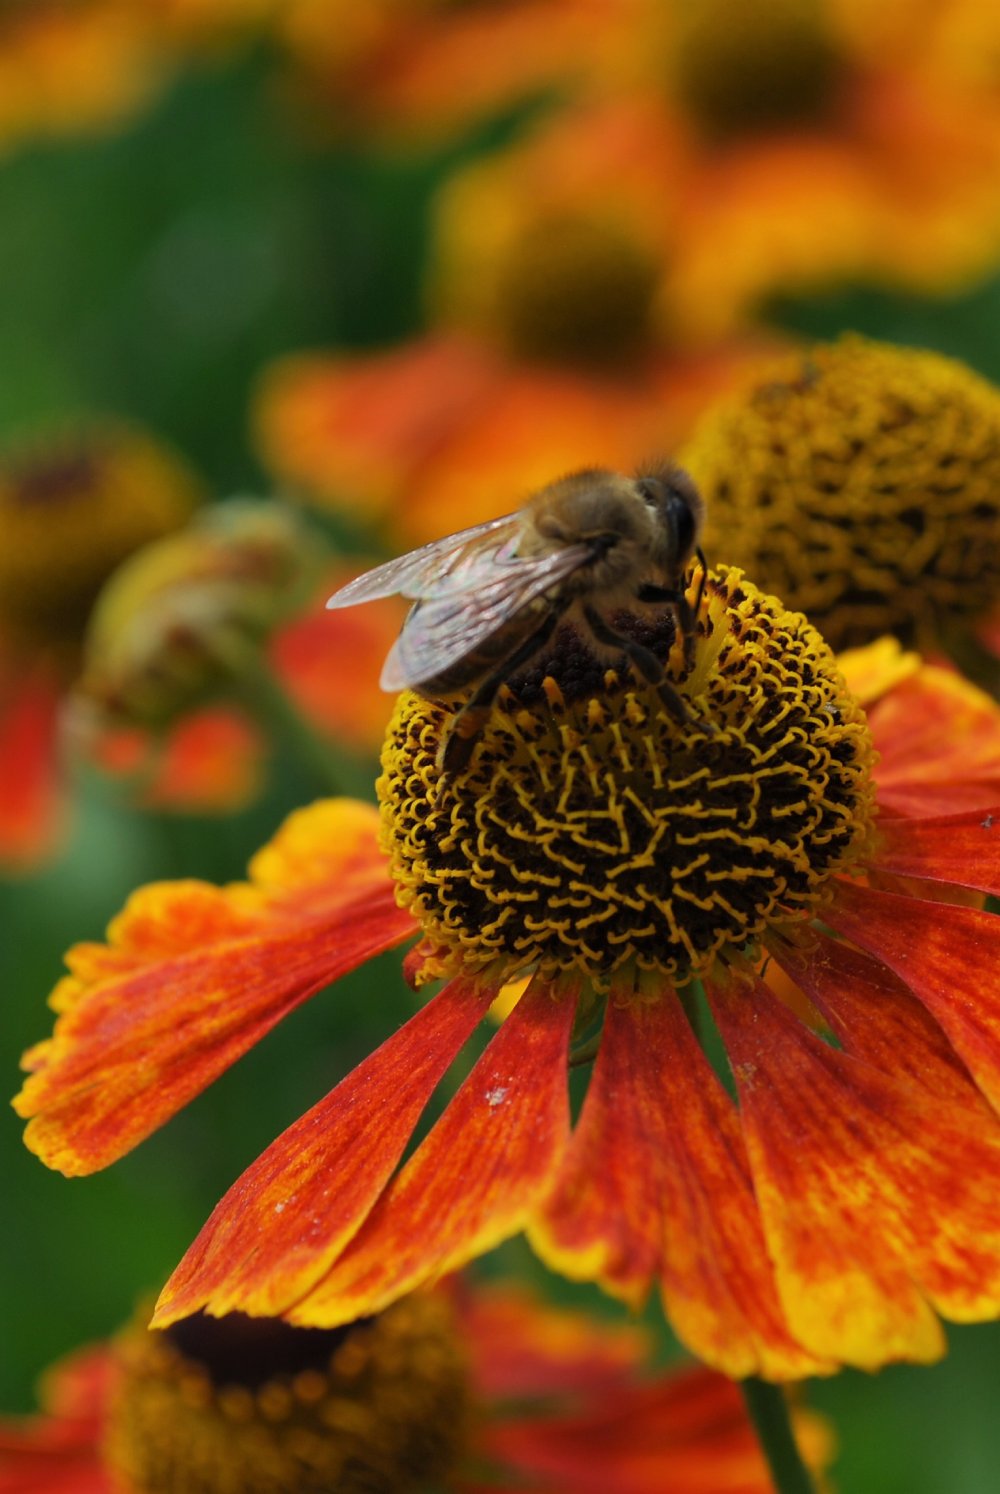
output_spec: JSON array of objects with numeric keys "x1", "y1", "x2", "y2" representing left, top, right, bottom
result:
[
  {"x1": 256, "y1": 334, "x2": 781, "y2": 548},
  {"x1": 0, "y1": 422, "x2": 208, "y2": 870},
  {"x1": 16, "y1": 562, "x2": 1000, "y2": 1381},
  {"x1": 0, "y1": 1281, "x2": 830, "y2": 1493}
]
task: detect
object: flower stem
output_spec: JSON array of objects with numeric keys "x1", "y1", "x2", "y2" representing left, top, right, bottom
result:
[{"x1": 740, "y1": 1378, "x2": 817, "y2": 1494}]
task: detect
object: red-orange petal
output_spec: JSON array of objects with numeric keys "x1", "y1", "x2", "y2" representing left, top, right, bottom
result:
[
  {"x1": 774, "y1": 931, "x2": 994, "y2": 1109},
  {"x1": 708, "y1": 963, "x2": 1000, "y2": 1364},
  {"x1": 533, "y1": 987, "x2": 823, "y2": 1381},
  {"x1": 154, "y1": 976, "x2": 494, "y2": 1325},
  {"x1": 282, "y1": 976, "x2": 578, "y2": 1328},
  {"x1": 455, "y1": 1280, "x2": 648, "y2": 1402},
  {"x1": 481, "y1": 1360, "x2": 819, "y2": 1494},
  {"x1": 872, "y1": 808, "x2": 1000, "y2": 897},
  {"x1": 270, "y1": 573, "x2": 405, "y2": 755},
  {"x1": 867, "y1": 664, "x2": 1000, "y2": 815},
  {"x1": 0, "y1": 667, "x2": 64, "y2": 872},
  {"x1": 828, "y1": 878, "x2": 1000, "y2": 1114},
  {"x1": 15, "y1": 800, "x2": 414, "y2": 1175}
]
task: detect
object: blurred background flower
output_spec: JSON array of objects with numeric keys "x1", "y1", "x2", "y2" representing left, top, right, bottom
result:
[
  {"x1": 0, "y1": 1278, "x2": 831, "y2": 1494},
  {"x1": 1, "y1": 2, "x2": 1000, "y2": 1490}
]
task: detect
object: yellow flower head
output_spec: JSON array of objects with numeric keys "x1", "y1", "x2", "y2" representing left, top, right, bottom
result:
[
  {"x1": 682, "y1": 336, "x2": 1000, "y2": 651},
  {"x1": 107, "y1": 1293, "x2": 468, "y2": 1494},
  {"x1": 381, "y1": 566, "x2": 875, "y2": 990},
  {"x1": 0, "y1": 422, "x2": 203, "y2": 659}
]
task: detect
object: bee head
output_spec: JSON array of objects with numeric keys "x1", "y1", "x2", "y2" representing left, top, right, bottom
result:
[{"x1": 634, "y1": 465, "x2": 705, "y2": 569}]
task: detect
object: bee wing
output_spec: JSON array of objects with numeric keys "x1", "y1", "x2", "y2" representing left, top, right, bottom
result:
[
  {"x1": 381, "y1": 541, "x2": 592, "y2": 691},
  {"x1": 325, "y1": 513, "x2": 520, "y2": 608}
]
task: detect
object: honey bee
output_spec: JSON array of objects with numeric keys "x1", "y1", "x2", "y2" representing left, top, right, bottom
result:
[{"x1": 326, "y1": 464, "x2": 707, "y2": 771}]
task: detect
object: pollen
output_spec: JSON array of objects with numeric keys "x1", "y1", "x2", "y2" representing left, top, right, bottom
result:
[
  {"x1": 682, "y1": 336, "x2": 1000, "y2": 651},
  {"x1": 104, "y1": 1293, "x2": 469, "y2": 1494},
  {"x1": 379, "y1": 567, "x2": 876, "y2": 989},
  {"x1": 671, "y1": 0, "x2": 839, "y2": 139},
  {"x1": 0, "y1": 423, "x2": 203, "y2": 655}
]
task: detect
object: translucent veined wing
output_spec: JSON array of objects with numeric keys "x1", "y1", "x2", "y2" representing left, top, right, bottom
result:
[
  {"x1": 325, "y1": 513, "x2": 520, "y2": 608},
  {"x1": 381, "y1": 541, "x2": 592, "y2": 690}
]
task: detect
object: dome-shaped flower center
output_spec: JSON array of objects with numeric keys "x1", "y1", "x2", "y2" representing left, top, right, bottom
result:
[
  {"x1": 683, "y1": 337, "x2": 1000, "y2": 652},
  {"x1": 77, "y1": 500, "x2": 321, "y2": 728},
  {"x1": 0, "y1": 426, "x2": 202, "y2": 655},
  {"x1": 487, "y1": 210, "x2": 661, "y2": 364},
  {"x1": 379, "y1": 567, "x2": 876, "y2": 989},
  {"x1": 104, "y1": 1294, "x2": 469, "y2": 1494},
  {"x1": 672, "y1": 0, "x2": 840, "y2": 139}
]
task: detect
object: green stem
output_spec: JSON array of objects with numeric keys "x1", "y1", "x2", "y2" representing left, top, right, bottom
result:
[
  {"x1": 238, "y1": 661, "x2": 369, "y2": 799},
  {"x1": 740, "y1": 1378, "x2": 817, "y2": 1494}
]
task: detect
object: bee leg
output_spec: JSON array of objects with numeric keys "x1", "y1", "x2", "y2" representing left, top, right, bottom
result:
[
  {"x1": 440, "y1": 611, "x2": 561, "y2": 776},
  {"x1": 583, "y1": 603, "x2": 692, "y2": 725}
]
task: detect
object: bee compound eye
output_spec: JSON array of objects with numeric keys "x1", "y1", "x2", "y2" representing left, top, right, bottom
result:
[{"x1": 671, "y1": 497, "x2": 697, "y2": 557}]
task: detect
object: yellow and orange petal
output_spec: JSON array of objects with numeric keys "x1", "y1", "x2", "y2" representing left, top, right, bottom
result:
[
  {"x1": 255, "y1": 334, "x2": 788, "y2": 547},
  {"x1": 14, "y1": 799, "x2": 415, "y2": 1176},
  {"x1": 272, "y1": 0, "x2": 610, "y2": 144},
  {"x1": 0, "y1": 2, "x2": 162, "y2": 152}
]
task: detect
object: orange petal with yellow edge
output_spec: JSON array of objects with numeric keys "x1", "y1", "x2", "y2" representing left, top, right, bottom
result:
[
  {"x1": 872, "y1": 808, "x2": 1000, "y2": 897},
  {"x1": 15, "y1": 800, "x2": 414, "y2": 1176},
  {"x1": 867, "y1": 665, "x2": 1000, "y2": 816},
  {"x1": 774, "y1": 932, "x2": 993, "y2": 1110},
  {"x1": 828, "y1": 879, "x2": 1000, "y2": 1115},
  {"x1": 708, "y1": 965, "x2": 1000, "y2": 1363},
  {"x1": 253, "y1": 338, "x2": 499, "y2": 523},
  {"x1": 283, "y1": 976, "x2": 578, "y2": 1328},
  {"x1": 534, "y1": 989, "x2": 824, "y2": 1382},
  {"x1": 154, "y1": 976, "x2": 494, "y2": 1326}
]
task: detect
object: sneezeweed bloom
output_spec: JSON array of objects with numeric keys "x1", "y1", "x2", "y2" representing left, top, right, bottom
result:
[
  {"x1": 681, "y1": 336, "x2": 1000, "y2": 655},
  {"x1": 72, "y1": 507, "x2": 406, "y2": 794},
  {"x1": 664, "y1": 0, "x2": 1000, "y2": 325},
  {"x1": 0, "y1": 1281, "x2": 830, "y2": 1494},
  {"x1": 430, "y1": 0, "x2": 1000, "y2": 344},
  {"x1": 0, "y1": 421, "x2": 203, "y2": 869},
  {"x1": 74, "y1": 500, "x2": 324, "y2": 731},
  {"x1": 16, "y1": 564, "x2": 1000, "y2": 1379},
  {"x1": 255, "y1": 108, "x2": 786, "y2": 545}
]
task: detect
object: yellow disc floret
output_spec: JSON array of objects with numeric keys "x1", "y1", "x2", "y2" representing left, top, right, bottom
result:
[
  {"x1": 105, "y1": 1293, "x2": 469, "y2": 1494},
  {"x1": 683, "y1": 336, "x2": 1000, "y2": 651},
  {"x1": 0, "y1": 422, "x2": 202, "y2": 654},
  {"x1": 379, "y1": 567, "x2": 876, "y2": 989}
]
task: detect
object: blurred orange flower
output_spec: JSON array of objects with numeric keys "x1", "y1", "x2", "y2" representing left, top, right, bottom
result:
[
  {"x1": 0, "y1": 1280, "x2": 830, "y2": 1493},
  {"x1": 0, "y1": 422, "x2": 206, "y2": 870}
]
